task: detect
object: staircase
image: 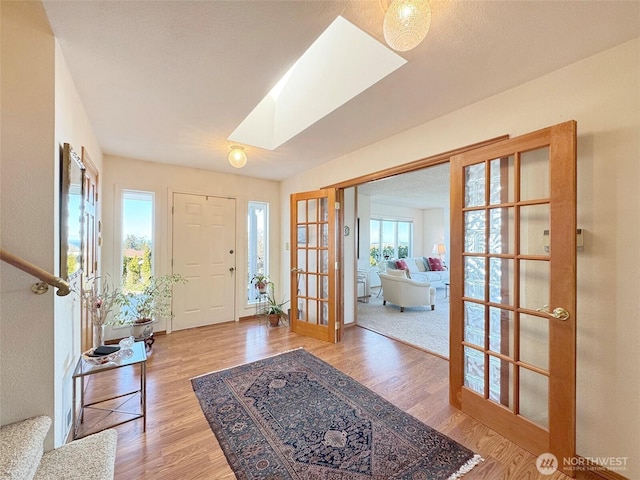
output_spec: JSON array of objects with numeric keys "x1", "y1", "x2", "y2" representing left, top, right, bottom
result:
[{"x1": 0, "y1": 416, "x2": 117, "y2": 480}]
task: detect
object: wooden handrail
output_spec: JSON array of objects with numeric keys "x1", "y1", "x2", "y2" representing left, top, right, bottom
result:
[{"x1": 0, "y1": 248, "x2": 71, "y2": 296}]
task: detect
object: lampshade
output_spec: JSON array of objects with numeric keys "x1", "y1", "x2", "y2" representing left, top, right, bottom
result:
[
  {"x1": 432, "y1": 243, "x2": 446, "y2": 256},
  {"x1": 228, "y1": 145, "x2": 247, "y2": 168},
  {"x1": 383, "y1": 0, "x2": 431, "y2": 52}
]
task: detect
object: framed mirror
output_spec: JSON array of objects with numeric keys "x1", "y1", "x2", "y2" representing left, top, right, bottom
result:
[{"x1": 60, "y1": 143, "x2": 85, "y2": 281}]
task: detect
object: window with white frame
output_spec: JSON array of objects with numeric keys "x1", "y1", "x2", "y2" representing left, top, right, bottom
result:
[
  {"x1": 369, "y1": 218, "x2": 413, "y2": 266},
  {"x1": 248, "y1": 201, "x2": 268, "y2": 303},
  {"x1": 121, "y1": 190, "x2": 154, "y2": 293}
]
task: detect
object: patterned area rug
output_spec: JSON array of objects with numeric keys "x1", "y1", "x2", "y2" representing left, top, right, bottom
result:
[{"x1": 192, "y1": 349, "x2": 481, "y2": 479}]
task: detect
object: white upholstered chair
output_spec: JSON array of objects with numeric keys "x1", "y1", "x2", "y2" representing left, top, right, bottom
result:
[{"x1": 378, "y1": 272, "x2": 436, "y2": 312}]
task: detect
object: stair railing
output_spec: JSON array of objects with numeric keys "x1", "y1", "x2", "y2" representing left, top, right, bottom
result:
[{"x1": 0, "y1": 248, "x2": 71, "y2": 296}]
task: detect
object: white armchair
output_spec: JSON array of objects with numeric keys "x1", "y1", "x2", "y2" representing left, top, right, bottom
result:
[{"x1": 379, "y1": 272, "x2": 436, "y2": 312}]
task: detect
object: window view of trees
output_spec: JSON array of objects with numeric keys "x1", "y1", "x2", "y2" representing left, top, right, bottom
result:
[
  {"x1": 121, "y1": 190, "x2": 154, "y2": 294},
  {"x1": 369, "y1": 219, "x2": 412, "y2": 266},
  {"x1": 122, "y1": 234, "x2": 152, "y2": 293}
]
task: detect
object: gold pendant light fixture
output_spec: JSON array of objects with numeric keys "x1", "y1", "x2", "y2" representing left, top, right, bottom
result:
[{"x1": 383, "y1": 0, "x2": 432, "y2": 52}]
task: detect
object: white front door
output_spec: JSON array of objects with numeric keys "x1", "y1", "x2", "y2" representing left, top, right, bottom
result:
[{"x1": 172, "y1": 193, "x2": 236, "y2": 330}]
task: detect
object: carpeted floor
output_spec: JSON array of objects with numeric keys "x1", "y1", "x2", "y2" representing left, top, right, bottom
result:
[
  {"x1": 357, "y1": 286, "x2": 450, "y2": 359},
  {"x1": 191, "y1": 349, "x2": 481, "y2": 479}
]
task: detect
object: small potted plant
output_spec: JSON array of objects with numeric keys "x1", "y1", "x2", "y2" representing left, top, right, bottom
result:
[
  {"x1": 116, "y1": 273, "x2": 186, "y2": 339},
  {"x1": 251, "y1": 273, "x2": 270, "y2": 294},
  {"x1": 261, "y1": 283, "x2": 289, "y2": 327}
]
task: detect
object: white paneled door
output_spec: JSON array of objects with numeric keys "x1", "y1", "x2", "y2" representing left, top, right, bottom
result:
[{"x1": 172, "y1": 193, "x2": 236, "y2": 330}]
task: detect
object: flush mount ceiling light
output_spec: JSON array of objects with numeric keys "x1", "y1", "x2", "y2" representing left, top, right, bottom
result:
[
  {"x1": 383, "y1": 0, "x2": 431, "y2": 52},
  {"x1": 228, "y1": 145, "x2": 247, "y2": 168}
]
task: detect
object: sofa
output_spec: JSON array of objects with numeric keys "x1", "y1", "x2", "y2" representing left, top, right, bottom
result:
[
  {"x1": 379, "y1": 272, "x2": 436, "y2": 312},
  {"x1": 385, "y1": 257, "x2": 450, "y2": 288}
]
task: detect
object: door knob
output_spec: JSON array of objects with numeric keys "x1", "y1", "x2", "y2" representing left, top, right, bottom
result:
[
  {"x1": 229, "y1": 267, "x2": 235, "y2": 273},
  {"x1": 536, "y1": 305, "x2": 570, "y2": 320}
]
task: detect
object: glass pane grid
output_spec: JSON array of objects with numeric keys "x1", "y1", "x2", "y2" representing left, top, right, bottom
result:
[{"x1": 462, "y1": 145, "x2": 556, "y2": 432}]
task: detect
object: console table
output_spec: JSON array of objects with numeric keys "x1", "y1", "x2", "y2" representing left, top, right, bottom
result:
[{"x1": 72, "y1": 341, "x2": 147, "y2": 439}]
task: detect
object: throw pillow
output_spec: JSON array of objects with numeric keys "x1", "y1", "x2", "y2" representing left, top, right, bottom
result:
[
  {"x1": 395, "y1": 259, "x2": 409, "y2": 270},
  {"x1": 422, "y1": 257, "x2": 431, "y2": 271},
  {"x1": 428, "y1": 257, "x2": 444, "y2": 271},
  {"x1": 395, "y1": 259, "x2": 412, "y2": 278},
  {"x1": 415, "y1": 258, "x2": 427, "y2": 272}
]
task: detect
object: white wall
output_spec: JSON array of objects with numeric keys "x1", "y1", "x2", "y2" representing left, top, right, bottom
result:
[
  {"x1": 0, "y1": 1, "x2": 56, "y2": 447},
  {"x1": 1, "y1": 1, "x2": 101, "y2": 449},
  {"x1": 281, "y1": 39, "x2": 640, "y2": 477},
  {"x1": 343, "y1": 187, "x2": 356, "y2": 325},
  {"x1": 101, "y1": 155, "x2": 281, "y2": 337},
  {"x1": 422, "y1": 208, "x2": 449, "y2": 266}
]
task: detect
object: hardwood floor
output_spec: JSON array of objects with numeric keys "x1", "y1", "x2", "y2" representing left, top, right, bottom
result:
[{"x1": 83, "y1": 321, "x2": 603, "y2": 479}]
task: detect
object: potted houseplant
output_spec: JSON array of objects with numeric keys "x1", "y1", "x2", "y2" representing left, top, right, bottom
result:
[
  {"x1": 251, "y1": 273, "x2": 270, "y2": 294},
  {"x1": 261, "y1": 283, "x2": 289, "y2": 327},
  {"x1": 116, "y1": 273, "x2": 186, "y2": 339}
]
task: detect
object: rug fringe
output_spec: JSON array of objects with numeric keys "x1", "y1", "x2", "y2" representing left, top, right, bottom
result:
[
  {"x1": 447, "y1": 454, "x2": 483, "y2": 480},
  {"x1": 189, "y1": 347, "x2": 305, "y2": 380}
]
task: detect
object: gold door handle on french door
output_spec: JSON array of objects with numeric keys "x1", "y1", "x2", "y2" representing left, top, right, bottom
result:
[{"x1": 536, "y1": 305, "x2": 570, "y2": 320}]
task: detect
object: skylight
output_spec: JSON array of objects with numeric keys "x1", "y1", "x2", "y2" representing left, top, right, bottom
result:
[{"x1": 228, "y1": 16, "x2": 407, "y2": 151}]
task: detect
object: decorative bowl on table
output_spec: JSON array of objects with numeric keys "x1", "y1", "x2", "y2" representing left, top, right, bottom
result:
[{"x1": 82, "y1": 346, "x2": 121, "y2": 365}]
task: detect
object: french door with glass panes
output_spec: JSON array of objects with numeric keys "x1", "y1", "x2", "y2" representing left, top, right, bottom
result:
[
  {"x1": 290, "y1": 189, "x2": 339, "y2": 343},
  {"x1": 449, "y1": 121, "x2": 577, "y2": 476}
]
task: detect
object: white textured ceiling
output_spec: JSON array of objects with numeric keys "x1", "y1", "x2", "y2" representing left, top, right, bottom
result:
[
  {"x1": 358, "y1": 163, "x2": 450, "y2": 209},
  {"x1": 42, "y1": 1, "x2": 639, "y2": 181}
]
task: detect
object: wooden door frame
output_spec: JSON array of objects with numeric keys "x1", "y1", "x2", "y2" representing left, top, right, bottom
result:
[
  {"x1": 449, "y1": 121, "x2": 577, "y2": 475},
  {"x1": 80, "y1": 148, "x2": 99, "y2": 353},
  {"x1": 289, "y1": 188, "x2": 339, "y2": 343},
  {"x1": 323, "y1": 136, "x2": 509, "y2": 336}
]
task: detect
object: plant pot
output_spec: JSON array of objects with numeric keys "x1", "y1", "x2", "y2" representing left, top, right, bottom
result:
[
  {"x1": 267, "y1": 314, "x2": 280, "y2": 327},
  {"x1": 130, "y1": 318, "x2": 154, "y2": 340}
]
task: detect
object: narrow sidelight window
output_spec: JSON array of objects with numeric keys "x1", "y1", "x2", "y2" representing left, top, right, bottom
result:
[
  {"x1": 248, "y1": 201, "x2": 268, "y2": 303},
  {"x1": 121, "y1": 190, "x2": 154, "y2": 293}
]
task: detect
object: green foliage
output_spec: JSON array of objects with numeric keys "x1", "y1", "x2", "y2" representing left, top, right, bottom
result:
[
  {"x1": 67, "y1": 255, "x2": 78, "y2": 276},
  {"x1": 117, "y1": 273, "x2": 187, "y2": 323},
  {"x1": 122, "y1": 236, "x2": 153, "y2": 293},
  {"x1": 123, "y1": 234, "x2": 150, "y2": 251},
  {"x1": 250, "y1": 273, "x2": 270, "y2": 290},
  {"x1": 370, "y1": 245, "x2": 397, "y2": 266},
  {"x1": 260, "y1": 283, "x2": 289, "y2": 317},
  {"x1": 369, "y1": 246, "x2": 379, "y2": 266}
]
